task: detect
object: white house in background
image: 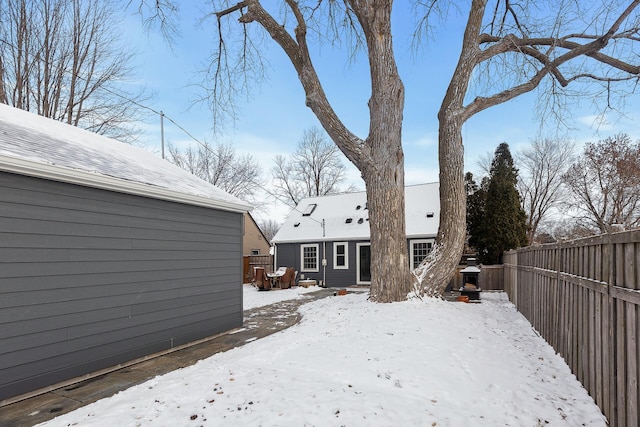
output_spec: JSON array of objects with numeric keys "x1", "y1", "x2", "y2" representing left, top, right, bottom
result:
[{"x1": 270, "y1": 183, "x2": 440, "y2": 287}]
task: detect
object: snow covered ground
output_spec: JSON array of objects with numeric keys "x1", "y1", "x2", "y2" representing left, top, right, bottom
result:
[
  {"x1": 38, "y1": 288, "x2": 606, "y2": 426},
  {"x1": 242, "y1": 283, "x2": 325, "y2": 310}
]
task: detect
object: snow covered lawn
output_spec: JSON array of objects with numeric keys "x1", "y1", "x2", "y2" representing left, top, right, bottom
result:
[
  {"x1": 39, "y1": 291, "x2": 606, "y2": 426},
  {"x1": 242, "y1": 283, "x2": 326, "y2": 310}
]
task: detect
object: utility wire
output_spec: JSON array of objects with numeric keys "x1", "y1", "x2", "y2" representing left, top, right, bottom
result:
[{"x1": 0, "y1": 36, "x2": 328, "y2": 225}]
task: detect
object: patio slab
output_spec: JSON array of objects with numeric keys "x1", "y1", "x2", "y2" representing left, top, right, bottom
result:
[{"x1": 0, "y1": 288, "x2": 335, "y2": 427}]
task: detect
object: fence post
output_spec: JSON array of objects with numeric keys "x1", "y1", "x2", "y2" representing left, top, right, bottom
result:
[
  {"x1": 513, "y1": 250, "x2": 518, "y2": 308},
  {"x1": 606, "y1": 231, "x2": 616, "y2": 424}
]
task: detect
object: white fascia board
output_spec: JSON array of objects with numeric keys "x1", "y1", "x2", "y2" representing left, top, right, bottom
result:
[
  {"x1": 272, "y1": 232, "x2": 438, "y2": 245},
  {"x1": 0, "y1": 155, "x2": 250, "y2": 213},
  {"x1": 272, "y1": 235, "x2": 369, "y2": 244}
]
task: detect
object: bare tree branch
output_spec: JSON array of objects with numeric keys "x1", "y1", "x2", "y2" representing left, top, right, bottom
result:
[
  {"x1": 167, "y1": 140, "x2": 264, "y2": 204},
  {"x1": 1, "y1": 0, "x2": 148, "y2": 141},
  {"x1": 562, "y1": 133, "x2": 640, "y2": 233},
  {"x1": 516, "y1": 137, "x2": 576, "y2": 243},
  {"x1": 271, "y1": 126, "x2": 358, "y2": 207}
]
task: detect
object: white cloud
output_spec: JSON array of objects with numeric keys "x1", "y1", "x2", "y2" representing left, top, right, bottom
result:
[
  {"x1": 576, "y1": 114, "x2": 614, "y2": 132},
  {"x1": 410, "y1": 135, "x2": 437, "y2": 147},
  {"x1": 405, "y1": 166, "x2": 439, "y2": 185}
]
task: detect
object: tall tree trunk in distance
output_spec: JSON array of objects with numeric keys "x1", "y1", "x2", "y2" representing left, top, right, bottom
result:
[{"x1": 0, "y1": 57, "x2": 7, "y2": 104}]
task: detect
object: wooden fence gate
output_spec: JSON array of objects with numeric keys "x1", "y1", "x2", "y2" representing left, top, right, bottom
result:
[{"x1": 504, "y1": 230, "x2": 640, "y2": 426}]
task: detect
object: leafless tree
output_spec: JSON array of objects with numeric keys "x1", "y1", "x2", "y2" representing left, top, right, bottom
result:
[
  {"x1": 0, "y1": 0, "x2": 147, "y2": 141},
  {"x1": 126, "y1": 0, "x2": 178, "y2": 43},
  {"x1": 136, "y1": 0, "x2": 640, "y2": 301},
  {"x1": 414, "y1": 0, "x2": 640, "y2": 297},
  {"x1": 475, "y1": 150, "x2": 494, "y2": 176},
  {"x1": 167, "y1": 141, "x2": 264, "y2": 204},
  {"x1": 271, "y1": 127, "x2": 358, "y2": 208},
  {"x1": 258, "y1": 218, "x2": 280, "y2": 242},
  {"x1": 517, "y1": 137, "x2": 575, "y2": 244},
  {"x1": 537, "y1": 219, "x2": 596, "y2": 242},
  {"x1": 562, "y1": 133, "x2": 640, "y2": 233},
  {"x1": 205, "y1": 1, "x2": 411, "y2": 303}
]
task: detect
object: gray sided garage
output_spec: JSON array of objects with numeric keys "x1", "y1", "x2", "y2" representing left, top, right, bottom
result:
[{"x1": 0, "y1": 105, "x2": 250, "y2": 403}]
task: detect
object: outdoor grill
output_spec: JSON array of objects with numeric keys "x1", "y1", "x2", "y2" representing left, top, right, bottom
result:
[{"x1": 459, "y1": 258, "x2": 481, "y2": 301}]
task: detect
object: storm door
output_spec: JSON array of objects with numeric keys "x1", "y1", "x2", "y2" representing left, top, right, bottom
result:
[{"x1": 356, "y1": 243, "x2": 371, "y2": 284}]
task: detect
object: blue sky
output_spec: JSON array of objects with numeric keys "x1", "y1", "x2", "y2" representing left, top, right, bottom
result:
[{"x1": 122, "y1": 2, "x2": 640, "y2": 223}]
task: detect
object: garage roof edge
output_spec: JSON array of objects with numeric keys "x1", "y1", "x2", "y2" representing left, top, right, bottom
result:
[{"x1": 0, "y1": 154, "x2": 250, "y2": 213}]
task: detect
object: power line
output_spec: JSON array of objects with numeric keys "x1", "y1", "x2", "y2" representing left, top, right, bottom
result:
[{"x1": 0, "y1": 36, "x2": 328, "y2": 224}]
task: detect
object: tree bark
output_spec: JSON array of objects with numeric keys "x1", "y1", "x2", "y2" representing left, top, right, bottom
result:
[
  {"x1": 413, "y1": 0, "x2": 485, "y2": 296},
  {"x1": 350, "y1": 1, "x2": 410, "y2": 302},
  {"x1": 213, "y1": 0, "x2": 640, "y2": 299},
  {"x1": 234, "y1": 0, "x2": 410, "y2": 302},
  {"x1": 413, "y1": 112, "x2": 467, "y2": 297},
  {"x1": 362, "y1": 142, "x2": 411, "y2": 302}
]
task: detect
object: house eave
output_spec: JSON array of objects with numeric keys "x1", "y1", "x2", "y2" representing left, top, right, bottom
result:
[
  {"x1": 272, "y1": 233, "x2": 437, "y2": 245},
  {"x1": 0, "y1": 155, "x2": 250, "y2": 213}
]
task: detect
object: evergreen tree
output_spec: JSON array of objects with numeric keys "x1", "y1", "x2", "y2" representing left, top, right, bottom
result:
[
  {"x1": 474, "y1": 143, "x2": 529, "y2": 264},
  {"x1": 465, "y1": 172, "x2": 487, "y2": 252}
]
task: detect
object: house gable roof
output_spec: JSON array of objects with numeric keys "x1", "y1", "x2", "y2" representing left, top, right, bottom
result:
[
  {"x1": 244, "y1": 212, "x2": 270, "y2": 245},
  {"x1": 0, "y1": 104, "x2": 250, "y2": 212},
  {"x1": 271, "y1": 182, "x2": 440, "y2": 243}
]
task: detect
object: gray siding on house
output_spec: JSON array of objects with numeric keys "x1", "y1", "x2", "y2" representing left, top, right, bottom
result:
[
  {"x1": 275, "y1": 241, "x2": 361, "y2": 287},
  {"x1": 275, "y1": 243, "x2": 299, "y2": 273},
  {"x1": 276, "y1": 238, "x2": 433, "y2": 288},
  {"x1": 0, "y1": 171, "x2": 243, "y2": 401},
  {"x1": 324, "y1": 241, "x2": 360, "y2": 286}
]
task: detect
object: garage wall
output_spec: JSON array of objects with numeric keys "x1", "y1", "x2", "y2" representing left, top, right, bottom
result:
[{"x1": 0, "y1": 171, "x2": 243, "y2": 402}]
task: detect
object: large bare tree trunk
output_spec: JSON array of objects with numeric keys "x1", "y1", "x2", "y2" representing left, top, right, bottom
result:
[
  {"x1": 229, "y1": 0, "x2": 410, "y2": 302},
  {"x1": 362, "y1": 139, "x2": 411, "y2": 302},
  {"x1": 211, "y1": 0, "x2": 640, "y2": 300},
  {"x1": 412, "y1": 111, "x2": 467, "y2": 296},
  {"x1": 412, "y1": 2, "x2": 483, "y2": 296},
  {"x1": 353, "y1": 1, "x2": 410, "y2": 302}
]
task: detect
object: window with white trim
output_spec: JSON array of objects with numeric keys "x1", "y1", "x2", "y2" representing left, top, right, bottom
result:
[
  {"x1": 333, "y1": 242, "x2": 348, "y2": 269},
  {"x1": 301, "y1": 244, "x2": 319, "y2": 272},
  {"x1": 410, "y1": 239, "x2": 434, "y2": 269}
]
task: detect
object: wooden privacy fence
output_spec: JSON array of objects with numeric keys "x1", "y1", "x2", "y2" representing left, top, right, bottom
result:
[
  {"x1": 243, "y1": 255, "x2": 273, "y2": 283},
  {"x1": 504, "y1": 229, "x2": 640, "y2": 427},
  {"x1": 478, "y1": 264, "x2": 504, "y2": 290},
  {"x1": 448, "y1": 263, "x2": 504, "y2": 291}
]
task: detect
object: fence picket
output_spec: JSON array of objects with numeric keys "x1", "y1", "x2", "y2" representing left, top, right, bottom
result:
[{"x1": 504, "y1": 230, "x2": 640, "y2": 426}]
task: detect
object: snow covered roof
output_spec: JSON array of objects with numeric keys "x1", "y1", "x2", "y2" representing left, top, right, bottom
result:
[
  {"x1": 271, "y1": 182, "x2": 440, "y2": 243},
  {"x1": 0, "y1": 104, "x2": 250, "y2": 212}
]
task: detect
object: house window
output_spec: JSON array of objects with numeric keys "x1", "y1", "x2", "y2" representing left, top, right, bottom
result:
[
  {"x1": 410, "y1": 239, "x2": 434, "y2": 269},
  {"x1": 302, "y1": 203, "x2": 317, "y2": 216},
  {"x1": 333, "y1": 242, "x2": 348, "y2": 269},
  {"x1": 301, "y1": 244, "x2": 319, "y2": 272},
  {"x1": 251, "y1": 249, "x2": 260, "y2": 255}
]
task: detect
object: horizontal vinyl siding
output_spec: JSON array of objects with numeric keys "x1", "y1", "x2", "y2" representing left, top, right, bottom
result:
[
  {"x1": 275, "y1": 243, "x2": 299, "y2": 274},
  {"x1": 276, "y1": 242, "x2": 358, "y2": 287},
  {"x1": 0, "y1": 171, "x2": 243, "y2": 401},
  {"x1": 276, "y1": 238, "x2": 435, "y2": 288},
  {"x1": 324, "y1": 241, "x2": 359, "y2": 287}
]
